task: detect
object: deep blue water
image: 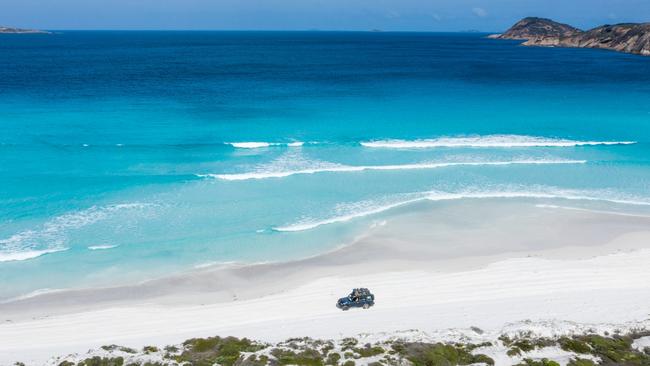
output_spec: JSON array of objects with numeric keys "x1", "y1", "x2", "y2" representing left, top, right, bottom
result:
[{"x1": 1, "y1": 31, "x2": 650, "y2": 299}]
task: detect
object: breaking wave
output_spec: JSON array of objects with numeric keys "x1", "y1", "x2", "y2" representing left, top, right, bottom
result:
[
  {"x1": 87, "y1": 245, "x2": 119, "y2": 251},
  {"x1": 0, "y1": 203, "x2": 154, "y2": 262},
  {"x1": 273, "y1": 188, "x2": 650, "y2": 232},
  {"x1": 360, "y1": 135, "x2": 637, "y2": 149},
  {"x1": 200, "y1": 159, "x2": 586, "y2": 181},
  {"x1": 0, "y1": 248, "x2": 70, "y2": 263}
]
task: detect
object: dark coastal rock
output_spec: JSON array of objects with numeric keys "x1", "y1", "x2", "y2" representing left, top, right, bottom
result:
[
  {"x1": 495, "y1": 17, "x2": 650, "y2": 56},
  {"x1": 497, "y1": 17, "x2": 581, "y2": 40},
  {"x1": 0, "y1": 26, "x2": 49, "y2": 34}
]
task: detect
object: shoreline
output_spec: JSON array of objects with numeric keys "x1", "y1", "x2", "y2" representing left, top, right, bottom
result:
[
  {"x1": 2, "y1": 198, "x2": 650, "y2": 364},
  {"x1": 3, "y1": 198, "x2": 650, "y2": 319}
]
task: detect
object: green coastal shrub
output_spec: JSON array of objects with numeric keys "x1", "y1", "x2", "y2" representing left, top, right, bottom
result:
[
  {"x1": 463, "y1": 342, "x2": 492, "y2": 352},
  {"x1": 579, "y1": 334, "x2": 650, "y2": 365},
  {"x1": 507, "y1": 347, "x2": 522, "y2": 357},
  {"x1": 176, "y1": 336, "x2": 265, "y2": 366},
  {"x1": 76, "y1": 356, "x2": 125, "y2": 366},
  {"x1": 100, "y1": 345, "x2": 137, "y2": 354},
  {"x1": 353, "y1": 345, "x2": 384, "y2": 358},
  {"x1": 567, "y1": 359, "x2": 596, "y2": 366},
  {"x1": 341, "y1": 338, "x2": 359, "y2": 351},
  {"x1": 142, "y1": 346, "x2": 159, "y2": 354},
  {"x1": 559, "y1": 337, "x2": 591, "y2": 354},
  {"x1": 394, "y1": 342, "x2": 494, "y2": 366},
  {"x1": 270, "y1": 347, "x2": 324, "y2": 366},
  {"x1": 514, "y1": 358, "x2": 560, "y2": 366},
  {"x1": 320, "y1": 341, "x2": 335, "y2": 356},
  {"x1": 325, "y1": 352, "x2": 341, "y2": 365}
]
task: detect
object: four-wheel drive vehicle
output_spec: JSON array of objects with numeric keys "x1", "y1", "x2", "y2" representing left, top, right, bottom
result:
[{"x1": 336, "y1": 288, "x2": 375, "y2": 310}]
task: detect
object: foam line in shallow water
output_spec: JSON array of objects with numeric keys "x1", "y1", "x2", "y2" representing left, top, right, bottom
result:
[
  {"x1": 0, "y1": 203, "x2": 155, "y2": 262},
  {"x1": 272, "y1": 189, "x2": 650, "y2": 232},
  {"x1": 360, "y1": 135, "x2": 637, "y2": 148},
  {"x1": 200, "y1": 159, "x2": 587, "y2": 181}
]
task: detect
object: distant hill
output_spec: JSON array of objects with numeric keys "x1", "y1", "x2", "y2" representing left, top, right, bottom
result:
[
  {"x1": 0, "y1": 26, "x2": 49, "y2": 34},
  {"x1": 492, "y1": 17, "x2": 650, "y2": 56}
]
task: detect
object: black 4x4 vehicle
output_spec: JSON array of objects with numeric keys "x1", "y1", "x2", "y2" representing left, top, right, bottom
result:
[{"x1": 336, "y1": 288, "x2": 375, "y2": 310}]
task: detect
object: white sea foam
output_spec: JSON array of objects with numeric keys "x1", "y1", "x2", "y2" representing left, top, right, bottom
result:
[
  {"x1": 360, "y1": 135, "x2": 637, "y2": 149},
  {"x1": 0, "y1": 203, "x2": 154, "y2": 262},
  {"x1": 273, "y1": 188, "x2": 650, "y2": 232},
  {"x1": 201, "y1": 159, "x2": 586, "y2": 181},
  {"x1": 227, "y1": 141, "x2": 304, "y2": 149},
  {"x1": 0, "y1": 248, "x2": 69, "y2": 263},
  {"x1": 273, "y1": 194, "x2": 426, "y2": 232},
  {"x1": 87, "y1": 245, "x2": 119, "y2": 251}
]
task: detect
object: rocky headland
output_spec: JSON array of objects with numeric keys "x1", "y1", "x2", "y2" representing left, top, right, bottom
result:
[
  {"x1": 0, "y1": 26, "x2": 49, "y2": 34},
  {"x1": 492, "y1": 17, "x2": 650, "y2": 56}
]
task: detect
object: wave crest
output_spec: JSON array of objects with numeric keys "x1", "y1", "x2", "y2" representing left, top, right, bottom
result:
[
  {"x1": 360, "y1": 135, "x2": 636, "y2": 149},
  {"x1": 200, "y1": 159, "x2": 586, "y2": 181},
  {"x1": 0, "y1": 203, "x2": 154, "y2": 262},
  {"x1": 87, "y1": 245, "x2": 119, "y2": 251}
]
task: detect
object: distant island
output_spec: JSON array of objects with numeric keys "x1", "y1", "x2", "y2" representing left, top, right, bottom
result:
[
  {"x1": 0, "y1": 26, "x2": 49, "y2": 34},
  {"x1": 491, "y1": 17, "x2": 650, "y2": 56}
]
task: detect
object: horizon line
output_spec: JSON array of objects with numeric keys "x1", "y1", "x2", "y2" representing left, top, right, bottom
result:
[{"x1": 9, "y1": 28, "x2": 502, "y2": 33}]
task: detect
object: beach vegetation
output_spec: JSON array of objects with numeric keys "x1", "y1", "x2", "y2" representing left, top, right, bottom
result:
[
  {"x1": 325, "y1": 352, "x2": 341, "y2": 365},
  {"x1": 559, "y1": 337, "x2": 591, "y2": 354},
  {"x1": 270, "y1": 347, "x2": 324, "y2": 366},
  {"x1": 164, "y1": 345, "x2": 180, "y2": 353},
  {"x1": 175, "y1": 336, "x2": 265, "y2": 366},
  {"x1": 320, "y1": 341, "x2": 335, "y2": 356},
  {"x1": 567, "y1": 359, "x2": 596, "y2": 366},
  {"x1": 46, "y1": 331, "x2": 650, "y2": 366},
  {"x1": 392, "y1": 341, "x2": 494, "y2": 366},
  {"x1": 341, "y1": 338, "x2": 359, "y2": 351},
  {"x1": 462, "y1": 342, "x2": 492, "y2": 351},
  {"x1": 143, "y1": 346, "x2": 159, "y2": 354},
  {"x1": 514, "y1": 359, "x2": 560, "y2": 366},
  {"x1": 498, "y1": 335, "x2": 513, "y2": 347},
  {"x1": 76, "y1": 356, "x2": 125, "y2": 366},
  {"x1": 507, "y1": 347, "x2": 522, "y2": 357},
  {"x1": 352, "y1": 345, "x2": 384, "y2": 358},
  {"x1": 578, "y1": 334, "x2": 650, "y2": 365},
  {"x1": 100, "y1": 345, "x2": 138, "y2": 354}
]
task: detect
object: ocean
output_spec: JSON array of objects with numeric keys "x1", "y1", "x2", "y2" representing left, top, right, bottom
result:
[{"x1": 1, "y1": 31, "x2": 649, "y2": 300}]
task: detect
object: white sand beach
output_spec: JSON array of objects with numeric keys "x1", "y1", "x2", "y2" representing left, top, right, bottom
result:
[{"x1": 2, "y1": 198, "x2": 650, "y2": 365}]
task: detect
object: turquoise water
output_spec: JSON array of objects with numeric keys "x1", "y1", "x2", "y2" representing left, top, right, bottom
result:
[{"x1": 1, "y1": 32, "x2": 650, "y2": 300}]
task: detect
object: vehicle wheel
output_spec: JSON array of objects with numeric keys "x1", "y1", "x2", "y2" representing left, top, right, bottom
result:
[
  {"x1": 342, "y1": 306, "x2": 349, "y2": 311},
  {"x1": 363, "y1": 304, "x2": 369, "y2": 309}
]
